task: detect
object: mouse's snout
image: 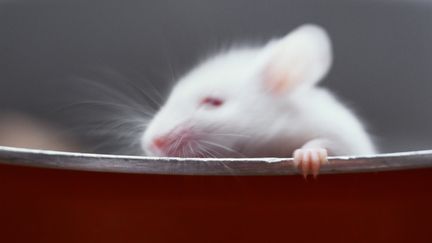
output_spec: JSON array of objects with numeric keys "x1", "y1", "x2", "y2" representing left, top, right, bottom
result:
[{"x1": 146, "y1": 126, "x2": 198, "y2": 157}]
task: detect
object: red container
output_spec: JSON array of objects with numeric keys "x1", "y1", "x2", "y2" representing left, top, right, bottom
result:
[{"x1": 1, "y1": 163, "x2": 431, "y2": 243}]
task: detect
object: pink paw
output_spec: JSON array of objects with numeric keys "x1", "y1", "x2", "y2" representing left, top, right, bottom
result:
[{"x1": 293, "y1": 148, "x2": 328, "y2": 178}]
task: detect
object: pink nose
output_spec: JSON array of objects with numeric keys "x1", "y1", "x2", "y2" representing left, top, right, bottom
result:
[{"x1": 152, "y1": 136, "x2": 168, "y2": 149}]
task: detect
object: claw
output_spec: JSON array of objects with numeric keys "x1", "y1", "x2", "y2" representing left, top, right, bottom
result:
[
  {"x1": 310, "y1": 150, "x2": 320, "y2": 178},
  {"x1": 301, "y1": 150, "x2": 310, "y2": 178}
]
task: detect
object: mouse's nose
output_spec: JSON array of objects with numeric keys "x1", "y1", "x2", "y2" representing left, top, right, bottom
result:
[{"x1": 152, "y1": 136, "x2": 168, "y2": 149}]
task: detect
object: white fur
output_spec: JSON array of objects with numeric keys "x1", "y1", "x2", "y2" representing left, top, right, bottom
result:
[{"x1": 141, "y1": 24, "x2": 376, "y2": 158}]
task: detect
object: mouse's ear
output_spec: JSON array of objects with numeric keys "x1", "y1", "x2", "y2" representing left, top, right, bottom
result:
[{"x1": 259, "y1": 24, "x2": 332, "y2": 94}]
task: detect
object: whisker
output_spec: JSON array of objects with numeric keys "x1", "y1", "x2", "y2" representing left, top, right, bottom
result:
[
  {"x1": 120, "y1": 77, "x2": 163, "y2": 109},
  {"x1": 142, "y1": 78, "x2": 165, "y2": 102},
  {"x1": 209, "y1": 132, "x2": 251, "y2": 138},
  {"x1": 74, "y1": 78, "x2": 150, "y2": 109},
  {"x1": 187, "y1": 143, "x2": 194, "y2": 157},
  {"x1": 198, "y1": 143, "x2": 219, "y2": 158},
  {"x1": 194, "y1": 142, "x2": 210, "y2": 158},
  {"x1": 90, "y1": 67, "x2": 165, "y2": 107},
  {"x1": 56, "y1": 69, "x2": 165, "y2": 155},
  {"x1": 56, "y1": 100, "x2": 155, "y2": 117},
  {"x1": 200, "y1": 140, "x2": 245, "y2": 157},
  {"x1": 199, "y1": 143, "x2": 235, "y2": 174}
]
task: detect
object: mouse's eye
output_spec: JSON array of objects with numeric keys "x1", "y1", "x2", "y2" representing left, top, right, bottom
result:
[{"x1": 200, "y1": 97, "x2": 224, "y2": 107}]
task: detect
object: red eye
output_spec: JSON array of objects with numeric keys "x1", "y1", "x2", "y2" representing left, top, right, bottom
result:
[{"x1": 201, "y1": 97, "x2": 224, "y2": 107}]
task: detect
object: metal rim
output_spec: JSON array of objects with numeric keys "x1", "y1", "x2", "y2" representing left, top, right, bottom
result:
[{"x1": 0, "y1": 146, "x2": 431, "y2": 175}]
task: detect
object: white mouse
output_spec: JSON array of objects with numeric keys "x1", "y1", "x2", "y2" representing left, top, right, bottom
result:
[{"x1": 141, "y1": 24, "x2": 376, "y2": 177}]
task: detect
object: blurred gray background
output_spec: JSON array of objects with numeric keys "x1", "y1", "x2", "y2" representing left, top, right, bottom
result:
[{"x1": 0, "y1": 0, "x2": 431, "y2": 154}]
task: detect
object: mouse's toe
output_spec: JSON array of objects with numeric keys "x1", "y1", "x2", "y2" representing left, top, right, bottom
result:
[{"x1": 293, "y1": 148, "x2": 328, "y2": 178}]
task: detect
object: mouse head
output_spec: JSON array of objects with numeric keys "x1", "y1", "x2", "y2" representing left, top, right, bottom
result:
[{"x1": 141, "y1": 24, "x2": 332, "y2": 157}]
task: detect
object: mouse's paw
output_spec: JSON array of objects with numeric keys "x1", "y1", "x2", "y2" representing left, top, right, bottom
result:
[{"x1": 293, "y1": 148, "x2": 328, "y2": 179}]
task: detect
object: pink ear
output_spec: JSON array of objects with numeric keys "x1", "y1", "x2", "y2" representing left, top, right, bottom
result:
[{"x1": 261, "y1": 24, "x2": 332, "y2": 94}]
